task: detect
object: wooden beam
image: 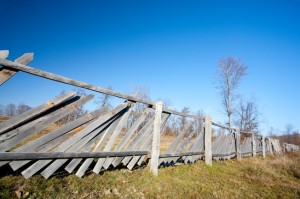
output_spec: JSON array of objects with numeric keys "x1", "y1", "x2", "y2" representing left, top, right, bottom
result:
[
  {"x1": 235, "y1": 128, "x2": 241, "y2": 161},
  {"x1": 4, "y1": 108, "x2": 105, "y2": 170},
  {"x1": 0, "y1": 58, "x2": 204, "y2": 119},
  {"x1": 252, "y1": 133, "x2": 256, "y2": 157},
  {"x1": 204, "y1": 116, "x2": 212, "y2": 166},
  {"x1": 262, "y1": 136, "x2": 266, "y2": 158},
  {"x1": 102, "y1": 108, "x2": 152, "y2": 169},
  {"x1": 0, "y1": 50, "x2": 9, "y2": 59},
  {"x1": 0, "y1": 95, "x2": 93, "y2": 152},
  {"x1": 0, "y1": 90, "x2": 75, "y2": 134},
  {"x1": 150, "y1": 101, "x2": 163, "y2": 176},
  {"x1": 92, "y1": 105, "x2": 133, "y2": 175},
  {"x1": 0, "y1": 151, "x2": 208, "y2": 161},
  {"x1": 0, "y1": 53, "x2": 34, "y2": 85}
]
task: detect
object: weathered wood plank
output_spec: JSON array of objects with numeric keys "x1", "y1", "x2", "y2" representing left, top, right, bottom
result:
[
  {"x1": 235, "y1": 129, "x2": 241, "y2": 161},
  {"x1": 0, "y1": 53, "x2": 34, "y2": 85},
  {"x1": 19, "y1": 103, "x2": 127, "y2": 179},
  {"x1": 262, "y1": 136, "x2": 266, "y2": 158},
  {"x1": 159, "y1": 123, "x2": 192, "y2": 164},
  {"x1": 0, "y1": 58, "x2": 204, "y2": 120},
  {"x1": 6, "y1": 109, "x2": 105, "y2": 170},
  {"x1": 252, "y1": 133, "x2": 256, "y2": 157},
  {"x1": 0, "y1": 151, "x2": 149, "y2": 161},
  {"x1": 204, "y1": 116, "x2": 212, "y2": 166},
  {"x1": 0, "y1": 50, "x2": 9, "y2": 59},
  {"x1": 111, "y1": 117, "x2": 155, "y2": 167},
  {"x1": 0, "y1": 151, "x2": 206, "y2": 161},
  {"x1": 150, "y1": 101, "x2": 163, "y2": 176},
  {"x1": 72, "y1": 114, "x2": 123, "y2": 177},
  {"x1": 169, "y1": 128, "x2": 198, "y2": 164},
  {"x1": 127, "y1": 113, "x2": 169, "y2": 170},
  {"x1": 40, "y1": 104, "x2": 128, "y2": 179},
  {"x1": 92, "y1": 105, "x2": 133, "y2": 175},
  {"x1": 0, "y1": 91, "x2": 75, "y2": 135},
  {"x1": 102, "y1": 108, "x2": 152, "y2": 169},
  {"x1": 0, "y1": 95, "x2": 93, "y2": 152}
]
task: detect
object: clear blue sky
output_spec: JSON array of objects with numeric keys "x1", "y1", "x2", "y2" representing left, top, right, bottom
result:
[{"x1": 1, "y1": 0, "x2": 300, "y2": 135}]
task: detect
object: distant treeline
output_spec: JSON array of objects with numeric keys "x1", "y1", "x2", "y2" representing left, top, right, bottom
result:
[{"x1": 0, "y1": 103, "x2": 32, "y2": 117}]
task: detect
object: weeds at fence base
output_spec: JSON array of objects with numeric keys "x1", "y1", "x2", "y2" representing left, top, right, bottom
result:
[{"x1": 0, "y1": 152, "x2": 300, "y2": 199}]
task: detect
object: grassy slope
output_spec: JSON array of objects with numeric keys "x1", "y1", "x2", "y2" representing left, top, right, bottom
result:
[{"x1": 0, "y1": 153, "x2": 299, "y2": 199}]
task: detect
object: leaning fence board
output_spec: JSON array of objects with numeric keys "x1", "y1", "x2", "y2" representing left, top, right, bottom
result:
[
  {"x1": 0, "y1": 50, "x2": 9, "y2": 59},
  {"x1": 0, "y1": 91, "x2": 75, "y2": 135},
  {"x1": 0, "y1": 53, "x2": 34, "y2": 85},
  {"x1": 40, "y1": 105, "x2": 128, "y2": 179},
  {"x1": 92, "y1": 106, "x2": 133, "y2": 175},
  {"x1": 102, "y1": 108, "x2": 152, "y2": 169},
  {"x1": 73, "y1": 114, "x2": 123, "y2": 177},
  {"x1": 20, "y1": 104, "x2": 127, "y2": 179},
  {"x1": 0, "y1": 95, "x2": 93, "y2": 152},
  {"x1": 160, "y1": 123, "x2": 192, "y2": 164},
  {"x1": 5, "y1": 109, "x2": 104, "y2": 170},
  {"x1": 111, "y1": 117, "x2": 155, "y2": 167},
  {"x1": 128, "y1": 113, "x2": 169, "y2": 170}
]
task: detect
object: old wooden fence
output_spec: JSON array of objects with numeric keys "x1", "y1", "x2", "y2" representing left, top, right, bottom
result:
[{"x1": 0, "y1": 50, "x2": 296, "y2": 179}]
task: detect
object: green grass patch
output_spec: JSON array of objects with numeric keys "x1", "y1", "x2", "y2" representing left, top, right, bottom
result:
[{"x1": 1, "y1": 153, "x2": 300, "y2": 198}]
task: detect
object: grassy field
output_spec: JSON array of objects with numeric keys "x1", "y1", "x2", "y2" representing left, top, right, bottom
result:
[{"x1": 0, "y1": 153, "x2": 299, "y2": 199}]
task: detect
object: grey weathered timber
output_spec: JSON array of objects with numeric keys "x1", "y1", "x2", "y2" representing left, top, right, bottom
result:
[
  {"x1": 160, "y1": 123, "x2": 192, "y2": 164},
  {"x1": 92, "y1": 105, "x2": 133, "y2": 175},
  {"x1": 0, "y1": 58, "x2": 205, "y2": 120},
  {"x1": 40, "y1": 105, "x2": 128, "y2": 179},
  {"x1": 122, "y1": 123, "x2": 154, "y2": 166},
  {"x1": 123, "y1": 113, "x2": 169, "y2": 169},
  {"x1": 0, "y1": 151, "x2": 150, "y2": 161},
  {"x1": 112, "y1": 116, "x2": 155, "y2": 167},
  {"x1": 73, "y1": 114, "x2": 123, "y2": 177},
  {"x1": 0, "y1": 95, "x2": 93, "y2": 152},
  {"x1": 204, "y1": 116, "x2": 212, "y2": 166},
  {"x1": 268, "y1": 138, "x2": 273, "y2": 155},
  {"x1": 21, "y1": 104, "x2": 127, "y2": 179},
  {"x1": 262, "y1": 136, "x2": 266, "y2": 158},
  {"x1": 150, "y1": 101, "x2": 163, "y2": 176},
  {"x1": 102, "y1": 108, "x2": 152, "y2": 169},
  {"x1": 0, "y1": 53, "x2": 33, "y2": 85},
  {"x1": 176, "y1": 130, "x2": 198, "y2": 163},
  {"x1": 169, "y1": 128, "x2": 198, "y2": 164},
  {"x1": 235, "y1": 128, "x2": 241, "y2": 161},
  {"x1": 6, "y1": 109, "x2": 105, "y2": 170},
  {"x1": 0, "y1": 151, "x2": 207, "y2": 161},
  {"x1": 252, "y1": 133, "x2": 256, "y2": 157},
  {"x1": 185, "y1": 132, "x2": 204, "y2": 163},
  {"x1": 0, "y1": 50, "x2": 9, "y2": 59},
  {"x1": 0, "y1": 91, "x2": 75, "y2": 135}
]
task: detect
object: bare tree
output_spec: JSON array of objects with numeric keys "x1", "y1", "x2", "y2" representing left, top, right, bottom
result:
[
  {"x1": 193, "y1": 110, "x2": 205, "y2": 136},
  {"x1": 180, "y1": 107, "x2": 190, "y2": 131},
  {"x1": 56, "y1": 88, "x2": 88, "y2": 125},
  {"x1": 0, "y1": 104, "x2": 4, "y2": 115},
  {"x1": 234, "y1": 98, "x2": 259, "y2": 132},
  {"x1": 127, "y1": 85, "x2": 151, "y2": 129},
  {"x1": 215, "y1": 56, "x2": 247, "y2": 128},
  {"x1": 94, "y1": 85, "x2": 113, "y2": 111},
  {"x1": 17, "y1": 103, "x2": 31, "y2": 114},
  {"x1": 5, "y1": 103, "x2": 16, "y2": 117}
]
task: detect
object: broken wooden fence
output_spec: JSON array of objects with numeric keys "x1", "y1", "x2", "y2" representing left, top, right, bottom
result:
[{"x1": 0, "y1": 50, "x2": 280, "y2": 179}]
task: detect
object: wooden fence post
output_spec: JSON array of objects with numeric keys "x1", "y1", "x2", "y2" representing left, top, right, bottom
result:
[
  {"x1": 235, "y1": 128, "x2": 241, "y2": 161},
  {"x1": 150, "y1": 101, "x2": 163, "y2": 176},
  {"x1": 252, "y1": 133, "x2": 256, "y2": 157},
  {"x1": 204, "y1": 115, "x2": 212, "y2": 166},
  {"x1": 268, "y1": 138, "x2": 273, "y2": 155},
  {"x1": 262, "y1": 136, "x2": 266, "y2": 158}
]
